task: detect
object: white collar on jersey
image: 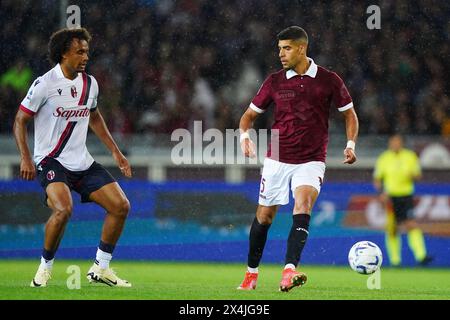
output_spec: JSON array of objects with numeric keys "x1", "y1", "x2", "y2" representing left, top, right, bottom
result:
[
  {"x1": 54, "y1": 63, "x2": 66, "y2": 79},
  {"x1": 53, "y1": 63, "x2": 81, "y2": 80},
  {"x1": 286, "y1": 57, "x2": 318, "y2": 79}
]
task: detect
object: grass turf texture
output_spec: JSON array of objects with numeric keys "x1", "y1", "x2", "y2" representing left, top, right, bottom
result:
[{"x1": 1, "y1": 260, "x2": 449, "y2": 300}]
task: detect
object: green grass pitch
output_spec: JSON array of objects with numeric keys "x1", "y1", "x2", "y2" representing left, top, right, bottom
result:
[{"x1": 1, "y1": 260, "x2": 449, "y2": 300}]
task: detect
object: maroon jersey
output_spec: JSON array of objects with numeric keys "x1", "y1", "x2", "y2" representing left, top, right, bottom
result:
[{"x1": 250, "y1": 58, "x2": 353, "y2": 164}]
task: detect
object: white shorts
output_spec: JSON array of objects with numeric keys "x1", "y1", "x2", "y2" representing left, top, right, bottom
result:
[{"x1": 258, "y1": 158, "x2": 326, "y2": 206}]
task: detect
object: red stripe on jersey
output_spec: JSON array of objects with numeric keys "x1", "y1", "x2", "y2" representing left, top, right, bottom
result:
[
  {"x1": 48, "y1": 122, "x2": 73, "y2": 158},
  {"x1": 19, "y1": 104, "x2": 36, "y2": 116},
  {"x1": 78, "y1": 73, "x2": 88, "y2": 105}
]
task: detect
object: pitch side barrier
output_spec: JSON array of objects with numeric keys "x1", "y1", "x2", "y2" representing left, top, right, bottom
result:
[{"x1": 0, "y1": 181, "x2": 448, "y2": 266}]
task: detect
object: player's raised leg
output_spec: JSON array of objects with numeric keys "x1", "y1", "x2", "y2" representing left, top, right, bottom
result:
[
  {"x1": 86, "y1": 182, "x2": 131, "y2": 287},
  {"x1": 31, "y1": 182, "x2": 73, "y2": 287},
  {"x1": 279, "y1": 185, "x2": 318, "y2": 292},
  {"x1": 238, "y1": 205, "x2": 278, "y2": 290}
]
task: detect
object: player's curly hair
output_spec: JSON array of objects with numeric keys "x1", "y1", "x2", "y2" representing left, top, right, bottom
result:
[{"x1": 48, "y1": 28, "x2": 91, "y2": 64}]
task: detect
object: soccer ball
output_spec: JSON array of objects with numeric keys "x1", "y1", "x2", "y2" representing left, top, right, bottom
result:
[{"x1": 348, "y1": 241, "x2": 383, "y2": 275}]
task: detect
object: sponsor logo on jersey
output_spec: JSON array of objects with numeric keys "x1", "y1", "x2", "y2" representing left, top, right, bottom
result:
[
  {"x1": 276, "y1": 90, "x2": 296, "y2": 100},
  {"x1": 53, "y1": 107, "x2": 90, "y2": 120}
]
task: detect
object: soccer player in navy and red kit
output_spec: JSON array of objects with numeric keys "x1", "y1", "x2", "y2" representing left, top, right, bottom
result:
[
  {"x1": 14, "y1": 28, "x2": 132, "y2": 287},
  {"x1": 238, "y1": 26, "x2": 359, "y2": 292}
]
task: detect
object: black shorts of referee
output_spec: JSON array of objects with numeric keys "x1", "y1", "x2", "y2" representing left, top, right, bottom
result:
[{"x1": 390, "y1": 195, "x2": 415, "y2": 223}]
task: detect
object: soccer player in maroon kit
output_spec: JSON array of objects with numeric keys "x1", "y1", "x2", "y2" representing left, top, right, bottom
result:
[{"x1": 237, "y1": 26, "x2": 359, "y2": 292}]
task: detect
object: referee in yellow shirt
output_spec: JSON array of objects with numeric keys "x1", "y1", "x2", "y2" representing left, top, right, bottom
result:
[{"x1": 373, "y1": 134, "x2": 433, "y2": 266}]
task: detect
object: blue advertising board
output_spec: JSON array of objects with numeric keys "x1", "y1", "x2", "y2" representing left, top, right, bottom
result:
[{"x1": 0, "y1": 180, "x2": 449, "y2": 266}]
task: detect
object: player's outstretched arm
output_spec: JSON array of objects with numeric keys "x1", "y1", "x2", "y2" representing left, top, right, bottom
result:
[
  {"x1": 89, "y1": 109, "x2": 132, "y2": 178},
  {"x1": 342, "y1": 107, "x2": 359, "y2": 164},
  {"x1": 13, "y1": 109, "x2": 36, "y2": 180},
  {"x1": 239, "y1": 107, "x2": 259, "y2": 158}
]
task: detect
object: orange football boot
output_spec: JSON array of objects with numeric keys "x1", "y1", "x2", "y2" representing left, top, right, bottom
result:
[
  {"x1": 237, "y1": 271, "x2": 258, "y2": 290},
  {"x1": 279, "y1": 268, "x2": 307, "y2": 292}
]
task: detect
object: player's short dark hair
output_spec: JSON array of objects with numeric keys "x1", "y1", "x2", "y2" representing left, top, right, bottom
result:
[
  {"x1": 48, "y1": 28, "x2": 91, "y2": 64},
  {"x1": 277, "y1": 26, "x2": 308, "y2": 43},
  {"x1": 390, "y1": 133, "x2": 403, "y2": 140}
]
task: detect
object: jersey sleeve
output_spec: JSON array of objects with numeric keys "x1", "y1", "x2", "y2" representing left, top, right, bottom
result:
[
  {"x1": 411, "y1": 152, "x2": 422, "y2": 178},
  {"x1": 19, "y1": 77, "x2": 47, "y2": 115},
  {"x1": 89, "y1": 76, "x2": 99, "y2": 112},
  {"x1": 373, "y1": 155, "x2": 385, "y2": 181},
  {"x1": 249, "y1": 75, "x2": 273, "y2": 113},
  {"x1": 330, "y1": 72, "x2": 353, "y2": 112}
]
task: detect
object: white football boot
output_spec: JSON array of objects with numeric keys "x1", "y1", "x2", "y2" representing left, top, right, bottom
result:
[
  {"x1": 87, "y1": 263, "x2": 132, "y2": 287},
  {"x1": 30, "y1": 267, "x2": 52, "y2": 287}
]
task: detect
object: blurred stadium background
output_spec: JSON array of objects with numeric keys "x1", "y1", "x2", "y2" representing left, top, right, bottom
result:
[{"x1": 0, "y1": 0, "x2": 449, "y2": 268}]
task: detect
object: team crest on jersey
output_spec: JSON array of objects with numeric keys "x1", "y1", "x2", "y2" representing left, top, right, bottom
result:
[
  {"x1": 71, "y1": 85, "x2": 78, "y2": 98},
  {"x1": 47, "y1": 170, "x2": 55, "y2": 181}
]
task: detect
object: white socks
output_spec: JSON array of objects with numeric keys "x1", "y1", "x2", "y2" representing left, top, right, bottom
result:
[
  {"x1": 95, "y1": 248, "x2": 112, "y2": 269},
  {"x1": 247, "y1": 264, "x2": 296, "y2": 274},
  {"x1": 284, "y1": 263, "x2": 296, "y2": 270},
  {"x1": 247, "y1": 267, "x2": 259, "y2": 274},
  {"x1": 40, "y1": 256, "x2": 54, "y2": 270}
]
